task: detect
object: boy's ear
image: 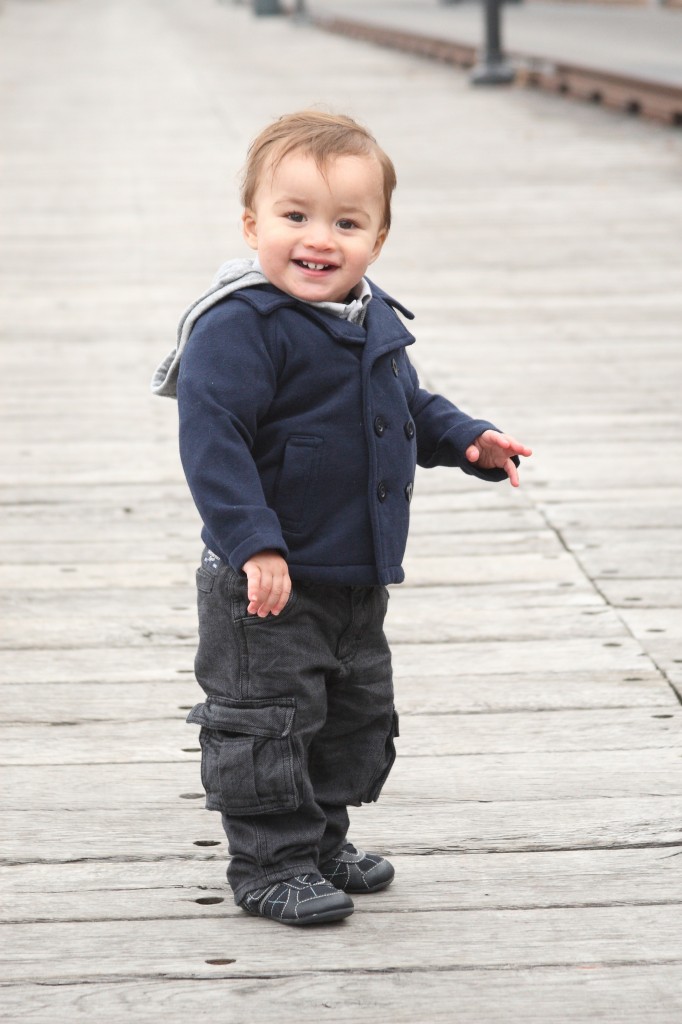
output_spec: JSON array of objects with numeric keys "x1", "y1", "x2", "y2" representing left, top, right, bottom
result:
[
  {"x1": 368, "y1": 227, "x2": 388, "y2": 266},
  {"x1": 242, "y1": 209, "x2": 258, "y2": 250}
]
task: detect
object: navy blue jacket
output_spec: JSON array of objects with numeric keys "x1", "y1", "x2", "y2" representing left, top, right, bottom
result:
[{"x1": 177, "y1": 282, "x2": 506, "y2": 586}]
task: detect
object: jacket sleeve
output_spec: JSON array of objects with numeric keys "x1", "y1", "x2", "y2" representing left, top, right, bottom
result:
[
  {"x1": 406, "y1": 356, "x2": 513, "y2": 482},
  {"x1": 177, "y1": 302, "x2": 288, "y2": 571}
]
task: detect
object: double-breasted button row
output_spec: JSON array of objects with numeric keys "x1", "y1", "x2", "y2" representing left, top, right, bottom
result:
[
  {"x1": 377, "y1": 480, "x2": 414, "y2": 503},
  {"x1": 374, "y1": 417, "x2": 415, "y2": 440}
]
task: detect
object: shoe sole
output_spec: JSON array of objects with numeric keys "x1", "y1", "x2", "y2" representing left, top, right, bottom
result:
[
  {"x1": 241, "y1": 904, "x2": 354, "y2": 926},
  {"x1": 283, "y1": 904, "x2": 355, "y2": 926}
]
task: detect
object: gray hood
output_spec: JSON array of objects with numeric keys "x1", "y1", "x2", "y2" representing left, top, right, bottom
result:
[{"x1": 150, "y1": 258, "x2": 268, "y2": 398}]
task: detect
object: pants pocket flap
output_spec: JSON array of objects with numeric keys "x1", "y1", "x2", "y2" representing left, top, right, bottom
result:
[{"x1": 186, "y1": 696, "x2": 296, "y2": 738}]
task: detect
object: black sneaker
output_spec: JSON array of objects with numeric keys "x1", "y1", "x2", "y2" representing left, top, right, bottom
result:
[
  {"x1": 319, "y1": 842, "x2": 395, "y2": 893},
  {"x1": 239, "y1": 872, "x2": 354, "y2": 926}
]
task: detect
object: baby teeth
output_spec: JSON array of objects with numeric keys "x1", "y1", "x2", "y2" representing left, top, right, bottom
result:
[{"x1": 300, "y1": 261, "x2": 328, "y2": 270}]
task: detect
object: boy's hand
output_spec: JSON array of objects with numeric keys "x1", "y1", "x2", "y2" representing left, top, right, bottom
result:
[
  {"x1": 241, "y1": 550, "x2": 292, "y2": 618},
  {"x1": 465, "y1": 430, "x2": 533, "y2": 488}
]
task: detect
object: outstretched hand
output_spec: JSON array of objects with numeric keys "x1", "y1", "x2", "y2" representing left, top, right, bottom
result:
[
  {"x1": 465, "y1": 430, "x2": 532, "y2": 487},
  {"x1": 241, "y1": 550, "x2": 292, "y2": 618}
]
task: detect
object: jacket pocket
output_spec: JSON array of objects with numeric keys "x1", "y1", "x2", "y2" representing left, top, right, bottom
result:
[
  {"x1": 186, "y1": 696, "x2": 303, "y2": 815},
  {"x1": 274, "y1": 435, "x2": 323, "y2": 532},
  {"x1": 365, "y1": 709, "x2": 400, "y2": 803}
]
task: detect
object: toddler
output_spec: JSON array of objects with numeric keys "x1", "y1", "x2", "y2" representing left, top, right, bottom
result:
[{"x1": 152, "y1": 110, "x2": 531, "y2": 926}]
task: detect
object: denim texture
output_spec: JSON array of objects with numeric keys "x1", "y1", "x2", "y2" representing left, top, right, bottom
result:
[{"x1": 186, "y1": 548, "x2": 398, "y2": 903}]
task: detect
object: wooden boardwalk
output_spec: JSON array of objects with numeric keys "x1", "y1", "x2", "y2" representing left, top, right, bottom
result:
[{"x1": 1, "y1": 0, "x2": 681, "y2": 1020}]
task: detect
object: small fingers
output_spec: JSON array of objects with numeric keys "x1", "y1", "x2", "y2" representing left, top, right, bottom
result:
[
  {"x1": 271, "y1": 577, "x2": 292, "y2": 616},
  {"x1": 247, "y1": 570, "x2": 292, "y2": 618},
  {"x1": 246, "y1": 566, "x2": 267, "y2": 616},
  {"x1": 505, "y1": 458, "x2": 520, "y2": 488}
]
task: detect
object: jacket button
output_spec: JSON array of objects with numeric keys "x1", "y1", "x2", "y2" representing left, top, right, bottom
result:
[
  {"x1": 377, "y1": 481, "x2": 387, "y2": 502},
  {"x1": 404, "y1": 420, "x2": 415, "y2": 440},
  {"x1": 391, "y1": 358, "x2": 399, "y2": 377},
  {"x1": 374, "y1": 416, "x2": 386, "y2": 437},
  {"x1": 404, "y1": 482, "x2": 413, "y2": 503}
]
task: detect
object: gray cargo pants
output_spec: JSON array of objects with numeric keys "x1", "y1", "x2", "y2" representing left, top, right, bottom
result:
[{"x1": 186, "y1": 549, "x2": 398, "y2": 904}]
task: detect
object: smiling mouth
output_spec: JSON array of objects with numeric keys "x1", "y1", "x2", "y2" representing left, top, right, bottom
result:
[{"x1": 294, "y1": 259, "x2": 336, "y2": 271}]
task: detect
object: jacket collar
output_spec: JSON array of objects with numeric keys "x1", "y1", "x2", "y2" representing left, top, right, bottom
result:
[
  {"x1": 235, "y1": 280, "x2": 414, "y2": 322},
  {"x1": 235, "y1": 283, "x2": 415, "y2": 354}
]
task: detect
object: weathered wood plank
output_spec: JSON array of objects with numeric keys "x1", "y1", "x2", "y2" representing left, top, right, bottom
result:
[
  {"x1": 401, "y1": 551, "x2": 590, "y2": 587},
  {"x1": 5, "y1": 749, "x2": 680, "y2": 811},
  {"x1": 541, "y1": 502, "x2": 682, "y2": 531},
  {"x1": 2, "y1": 905, "x2": 682, "y2": 983},
  {"x1": 0, "y1": 506, "x2": 546, "y2": 548},
  {"x1": 598, "y1": 578, "x2": 682, "y2": 609},
  {"x1": 0, "y1": 647, "x2": 196, "y2": 684},
  {"x1": 0, "y1": 668, "x2": 672, "y2": 724},
  {"x1": 0, "y1": 635, "x2": 665, "y2": 684},
  {"x1": 2, "y1": 796, "x2": 681, "y2": 864},
  {"x1": 3, "y1": 965, "x2": 681, "y2": 1024},
  {"x1": 2, "y1": 847, "x2": 678, "y2": 923},
  {"x1": 0, "y1": 520, "x2": 556, "y2": 559},
  {"x1": 2, "y1": 708, "x2": 678, "y2": 765},
  {"x1": 0, "y1": 552, "x2": 587, "y2": 589},
  {"x1": 1, "y1": 592, "x2": 624, "y2": 650},
  {"x1": 390, "y1": 637, "x2": 661, "y2": 678}
]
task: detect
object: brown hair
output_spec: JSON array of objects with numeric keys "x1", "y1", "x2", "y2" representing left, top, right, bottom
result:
[{"x1": 241, "y1": 110, "x2": 397, "y2": 231}]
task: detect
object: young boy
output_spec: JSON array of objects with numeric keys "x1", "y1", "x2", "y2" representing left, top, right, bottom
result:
[{"x1": 152, "y1": 111, "x2": 531, "y2": 926}]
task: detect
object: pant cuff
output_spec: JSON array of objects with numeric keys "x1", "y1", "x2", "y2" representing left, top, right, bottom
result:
[{"x1": 231, "y1": 860, "x2": 320, "y2": 905}]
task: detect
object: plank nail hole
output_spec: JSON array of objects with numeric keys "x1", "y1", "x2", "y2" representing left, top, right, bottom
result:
[
  {"x1": 194, "y1": 840, "x2": 221, "y2": 847},
  {"x1": 178, "y1": 705, "x2": 193, "y2": 710},
  {"x1": 196, "y1": 897, "x2": 225, "y2": 905},
  {"x1": 206, "y1": 958, "x2": 236, "y2": 966},
  {"x1": 182, "y1": 747, "x2": 201, "y2": 753},
  {"x1": 601, "y1": 569, "x2": 619, "y2": 575},
  {"x1": 558, "y1": 582, "x2": 575, "y2": 588},
  {"x1": 176, "y1": 670, "x2": 194, "y2": 675},
  {"x1": 652, "y1": 714, "x2": 674, "y2": 719},
  {"x1": 646, "y1": 628, "x2": 666, "y2": 633},
  {"x1": 625, "y1": 597, "x2": 642, "y2": 602},
  {"x1": 624, "y1": 677, "x2": 643, "y2": 682},
  {"x1": 603, "y1": 642, "x2": 622, "y2": 647},
  {"x1": 49, "y1": 721, "x2": 79, "y2": 727},
  {"x1": 180, "y1": 793, "x2": 204, "y2": 800}
]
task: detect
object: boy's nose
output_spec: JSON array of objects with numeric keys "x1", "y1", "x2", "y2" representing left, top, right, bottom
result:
[{"x1": 303, "y1": 221, "x2": 334, "y2": 250}]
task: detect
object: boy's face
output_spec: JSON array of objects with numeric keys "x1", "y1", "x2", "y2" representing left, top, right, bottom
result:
[{"x1": 242, "y1": 150, "x2": 388, "y2": 304}]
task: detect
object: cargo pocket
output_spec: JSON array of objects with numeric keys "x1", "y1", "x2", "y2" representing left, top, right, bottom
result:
[
  {"x1": 365, "y1": 709, "x2": 400, "y2": 803},
  {"x1": 186, "y1": 696, "x2": 303, "y2": 815}
]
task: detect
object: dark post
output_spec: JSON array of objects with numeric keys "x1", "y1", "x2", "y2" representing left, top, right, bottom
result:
[
  {"x1": 292, "y1": 0, "x2": 309, "y2": 22},
  {"x1": 252, "y1": 0, "x2": 283, "y2": 16},
  {"x1": 470, "y1": 0, "x2": 515, "y2": 85}
]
